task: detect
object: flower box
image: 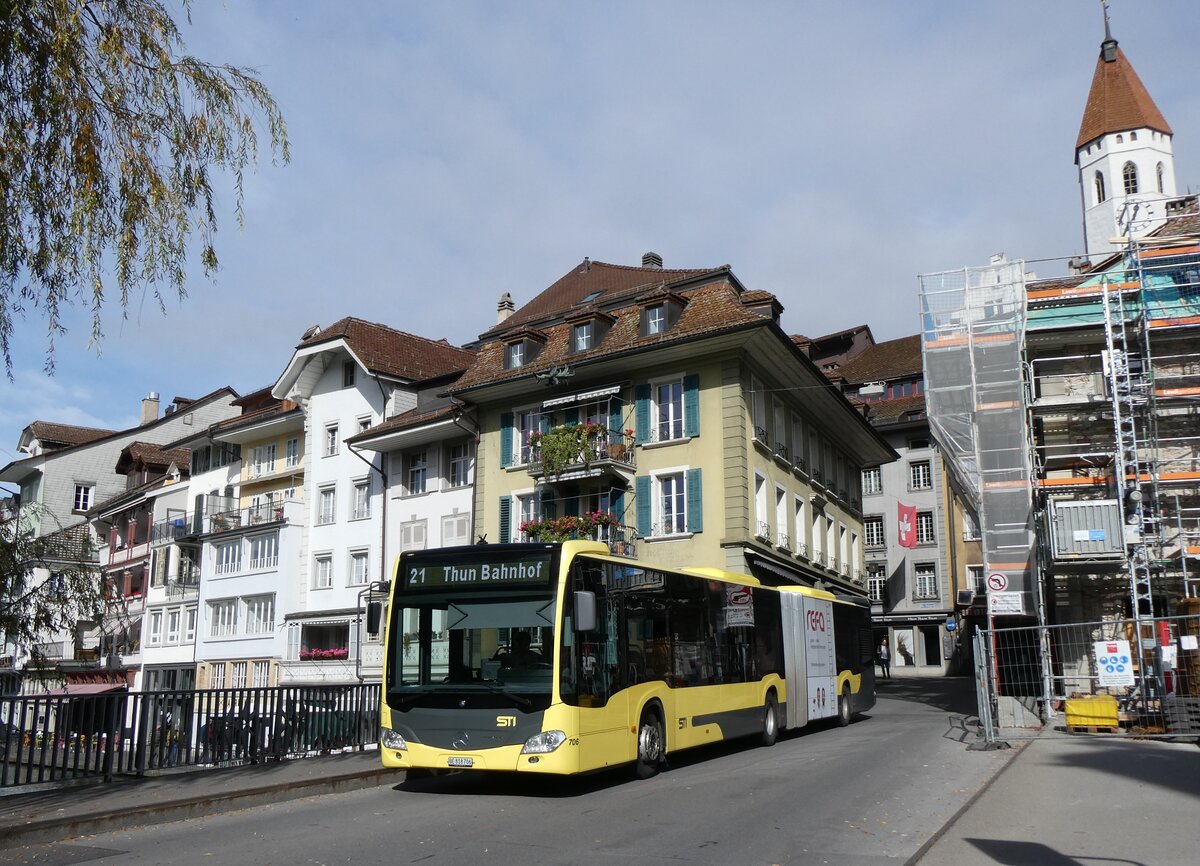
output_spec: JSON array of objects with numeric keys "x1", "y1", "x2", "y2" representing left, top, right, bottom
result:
[{"x1": 299, "y1": 648, "x2": 350, "y2": 661}]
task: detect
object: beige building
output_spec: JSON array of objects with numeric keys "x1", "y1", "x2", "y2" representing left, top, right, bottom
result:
[{"x1": 449, "y1": 254, "x2": 894, "y2": 592}]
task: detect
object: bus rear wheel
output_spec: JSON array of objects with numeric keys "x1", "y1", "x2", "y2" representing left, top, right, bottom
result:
[
  {"x1": 760, "y1": 694, "x2": 779, "y2": 747},
  {"x1": 635, "y1": 709, "x2": 664, "y2": 779},
  {"x1": 838, "y1": 686, "x2": 852, "y2": 727}
]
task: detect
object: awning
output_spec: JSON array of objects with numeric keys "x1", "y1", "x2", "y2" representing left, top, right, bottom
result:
[
  {"x1": 39, "y1": 683, "x2": 128, "y2": 697},
  {"x1": 542, "y1": 384, "x2": 622, "y2": 408}
]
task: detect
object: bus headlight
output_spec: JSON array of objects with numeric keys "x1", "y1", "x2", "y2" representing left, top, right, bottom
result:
[
  {"x1": 521, "y1": 730, "x2": 566, "y2": 754},
  {"x1": 381, "y1": 727, "x2": 408, "y2": 751}
]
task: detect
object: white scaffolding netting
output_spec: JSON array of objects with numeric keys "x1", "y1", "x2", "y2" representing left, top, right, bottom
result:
[{"x1": 919, "y1": 260, "x2": 1036, "y2": 606}]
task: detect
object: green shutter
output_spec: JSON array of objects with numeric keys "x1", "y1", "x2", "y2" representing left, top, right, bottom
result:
[
  {"x1": 608, "y1": 396, "x2": 623, "y2": 434},
  {"x1": 686, "y1": 468, "x2": 703, "y2": 533},
  {"x1": 635, "y1": 385, "x2": 651, "y2": 444},
  {"x1": 683, "y1": 374, "x2": 700, "y2": 437},
  {"x1": 500, "y1": 413, "x2": 513, "y2": 468},
  {"x1": 635, "y1": 476, "x2": 651, "y2": 536},
  {"x1": 499, "y1": 496, "x2": 512, "y2": 543},
  {"x1": 611, "y1": 487, "x2": 625, "y2": 524}
]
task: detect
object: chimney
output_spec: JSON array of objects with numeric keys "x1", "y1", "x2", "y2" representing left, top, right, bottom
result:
[
  {"x1": 497, "y1": 292, "x2": 515, "y2": 324},
  {"x1": 642, "y1": 251, "x2": 663, "y2": 270},
  {"x1": 141, "y1": 392, "x2": 160, "y2": 424}
]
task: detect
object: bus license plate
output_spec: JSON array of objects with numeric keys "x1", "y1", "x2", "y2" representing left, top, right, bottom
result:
[{"x1": 447, "y1": 756, "x2": 474, "y2": 768}]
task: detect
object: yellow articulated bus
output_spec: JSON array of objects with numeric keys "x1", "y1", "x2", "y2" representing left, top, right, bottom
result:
[{"x1": 375, "y1": 540, "x2": 875, "y2": 778}]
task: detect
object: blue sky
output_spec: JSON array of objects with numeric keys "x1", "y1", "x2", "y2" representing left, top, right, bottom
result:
[{"x1": 2, "y1": 1, "x2": 1198, "y2": 471}]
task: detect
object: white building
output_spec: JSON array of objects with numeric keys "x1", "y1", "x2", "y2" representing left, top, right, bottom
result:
[{"x1": 271, "y1": 318, "x2": 475, "y2": 684}]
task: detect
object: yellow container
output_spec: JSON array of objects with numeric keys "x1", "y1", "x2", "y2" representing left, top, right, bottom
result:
[{"x1": 1064, "y1": 695, "x2": 1119, "y2": 727}]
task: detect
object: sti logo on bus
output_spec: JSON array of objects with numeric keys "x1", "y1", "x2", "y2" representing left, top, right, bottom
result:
[
  {"x1": 496, "y1": 716, "x2": 517, "y2": 727},
  {"x1": 807, "y1": 609, "x2": 827, "y2": 632}
]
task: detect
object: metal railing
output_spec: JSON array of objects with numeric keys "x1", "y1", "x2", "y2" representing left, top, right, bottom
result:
[
  {"x1": 0, "y1": 683, "x2": 380, "y2": 788},
  {"x1": 527, "y1": 431, "x2": 636, "y2": 477}
]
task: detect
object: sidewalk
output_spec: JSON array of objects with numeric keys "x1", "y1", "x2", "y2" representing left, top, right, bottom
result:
[
  {"x1": 915, "y1": 731, "x2": 1200, "y2": 866},
  {"x1": 0, "y1": 750, "x2": 403, "y2": 847}
]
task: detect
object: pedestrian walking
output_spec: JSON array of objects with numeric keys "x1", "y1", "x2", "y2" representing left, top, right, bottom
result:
[{"x1": 878, "y1": 638, "x2": 891, "y2": 679}]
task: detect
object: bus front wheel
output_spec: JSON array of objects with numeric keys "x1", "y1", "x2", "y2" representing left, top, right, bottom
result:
[
  {"x1": 760, "y1": 694, "x2": 779, "y2": 747},
  {"x1": 838, "y1": 686, "x2": 852, "y2": 727},
  {"x1": 635, "y1": 709, "x2": 664, "y2": 779}
]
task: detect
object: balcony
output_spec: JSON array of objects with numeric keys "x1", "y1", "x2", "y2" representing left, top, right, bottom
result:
[
  {"x1": 519, "y1": 514, "x2": 637, "y2": 558},
  {"x1": 166, "y1": 565, "x2": 200, "y2": 598},
  {"x1": 528, "y1": 426, "x2": 636, "y2": 480},
  {"x1": 208, "y1": 502, "x2": 290, "y2": 534}
]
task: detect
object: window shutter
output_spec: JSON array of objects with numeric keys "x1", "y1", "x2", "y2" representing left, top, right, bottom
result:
[
  {"x1": 499, "y1": 496, "x2": 512, "y2": 544},
  {"x1": 287, "y1": 623, "x2": 300, "y2": 660},
  {"x1": 635, "y1": 385, "x2": 651, "y2": 445},
  {"x1": 683, "y1": 374, "x2": 700, "y2": 437},
  {"x1": 608, "y1": 396, "x2": 623, "y2": 434},
  {"x1": 635, "y1": 476, "x2": 651, "y2": 537},
  {"x1": 564, "y1": 407, "x2": 578, "y2": 425},
  {"x1": 500, "y1": 413, "x2": 513, "y2": 468},
  {"x1": 611, "y1": 488, "x2": 625, "y2": 524},
  {"x1": 686, "y1": 468, "x2": 704, "y2": 533},
  {"x1": 349, "y1": 620, "x2": 360, "y2": 661}
]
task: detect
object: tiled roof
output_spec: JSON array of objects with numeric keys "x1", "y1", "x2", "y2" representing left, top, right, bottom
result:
[
  {"x1": 27, "y1": 421, "x2": 115, "y2": 448},
  {"x1": 479, "y1": 259, "x2": 715, "y2": 338},
  {"x1": 345, "y1": 401, "x2": 458, "y2": 445},
  {"x1": 866, "y1": 395, "x2": 928, "y2": 426},
  {"x1": 1076, "y1": 42, "x2": 1171, "y2": 149},
  {"x1": 453, "y1": 278, "x2": 773, "y2": 393},
  {"x1": 208, "y1": 401, "x2": 302, "y2": 436},
  {"x1": 836, "y1": 335, "x2": 923, "y2": 384},
  {"x1": 122, "y1": 442, "x2": 191, "y2": 469},
  {"x1": 300, "y1": 317, "x2": 475, "y2": 382}
]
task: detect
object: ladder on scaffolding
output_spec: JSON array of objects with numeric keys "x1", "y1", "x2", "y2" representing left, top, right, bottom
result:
[{"x1": 1102, "y1": 274, "x2": 1156, "y2": 618}]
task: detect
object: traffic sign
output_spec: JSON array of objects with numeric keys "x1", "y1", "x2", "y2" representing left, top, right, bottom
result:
[{"x1": 986, "y1": 572, "x2": 1008, "y2": 592}]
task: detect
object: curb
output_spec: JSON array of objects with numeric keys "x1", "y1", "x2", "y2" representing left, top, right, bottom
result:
[
  {"x1": 0, "y1": 766, "x2": 407, "y2": 847},
  {"x1": 901, "y1": 737, "x2": 1030, "y2": 866}
]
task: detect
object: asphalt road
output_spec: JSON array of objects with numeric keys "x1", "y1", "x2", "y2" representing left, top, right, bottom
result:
[{"x1": 4, "y1": 678, "x2": 1014, "y2": 866}]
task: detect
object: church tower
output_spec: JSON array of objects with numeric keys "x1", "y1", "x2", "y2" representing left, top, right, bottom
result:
[{"x1": 1075, "y1": 10, "x2": 1176, "y2": 255}]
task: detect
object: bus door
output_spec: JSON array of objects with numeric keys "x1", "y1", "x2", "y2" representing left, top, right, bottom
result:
[{"x1": 564, "y1": 560, "x2": 629, "y2": 770}]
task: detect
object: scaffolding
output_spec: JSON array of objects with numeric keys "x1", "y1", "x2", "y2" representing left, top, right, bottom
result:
[{"x1": 919, "y1": 258, "x2": 1037, "y2": 615}]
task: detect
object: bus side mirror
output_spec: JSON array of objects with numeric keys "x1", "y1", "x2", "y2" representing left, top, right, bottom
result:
[
  {"x1": 574, "y1": 591, "x2": 597, "y2": 632},
  {"x1": 366, "y1": 601, "x2": 383, "y2": 635}
]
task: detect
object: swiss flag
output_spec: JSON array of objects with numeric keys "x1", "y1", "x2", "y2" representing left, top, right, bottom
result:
[{"x1": 897, "y1": 502, "x2": 918, "y2": 548}]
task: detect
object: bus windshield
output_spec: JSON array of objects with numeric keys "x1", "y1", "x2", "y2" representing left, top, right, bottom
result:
[{"x1": 385, "y1": 546, "x2": 560, "y2": 710}]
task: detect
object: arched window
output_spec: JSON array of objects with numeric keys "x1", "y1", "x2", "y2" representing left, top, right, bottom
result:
[
  {"x1": 1157, "y1": 162, "x2": 1165, "y2": 193},
  {"x1": 1123, "y1": 161, "x2": 1139, "y2": 194},
  {"x1": 1094, "y1": 171, "x2": 1107, "y2": 204},
  {"x1": 1116, "y1": 134, "x2": 1124, "y2": 144},
  {"x1": 1130, "y1": 131, "x2": 1138, "y2": 141}
]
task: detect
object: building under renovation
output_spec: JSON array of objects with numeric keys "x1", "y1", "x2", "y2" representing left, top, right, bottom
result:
[{"x1": 917, "y1": 21, "x2": 1200, "y2": 730}]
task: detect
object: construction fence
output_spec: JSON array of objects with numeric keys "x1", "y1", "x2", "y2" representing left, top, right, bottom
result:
[{"x1": 974, "y1": 613, "x2": 1200, "y2": 742}]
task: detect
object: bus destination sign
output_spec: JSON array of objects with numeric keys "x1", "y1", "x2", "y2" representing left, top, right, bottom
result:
[{"x1": 403, "y1": 554, "x2": 553, "y2": 590}]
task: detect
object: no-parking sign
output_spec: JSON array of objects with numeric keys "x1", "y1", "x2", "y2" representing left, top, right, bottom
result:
[{"x1": 1093, "y1": 639, "x2": 1135, "y2": 687}]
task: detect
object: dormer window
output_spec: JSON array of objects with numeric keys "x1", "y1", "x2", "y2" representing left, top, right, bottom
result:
[
  {"x1": 573, "y1": 322, "x2": 592, "y2": 352},
  {"x1": 342, "y1": 360, "x2": 356, "y2": 388},
  {"x1": 646, "y1": 304, "x2": 666, "y2": 336},
  {"x1": 503, "y1": 329, "x2": 547, "y2": 370},
  {"x1": 639, "y1": 295, "x2": 684, "y2": 337}
]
